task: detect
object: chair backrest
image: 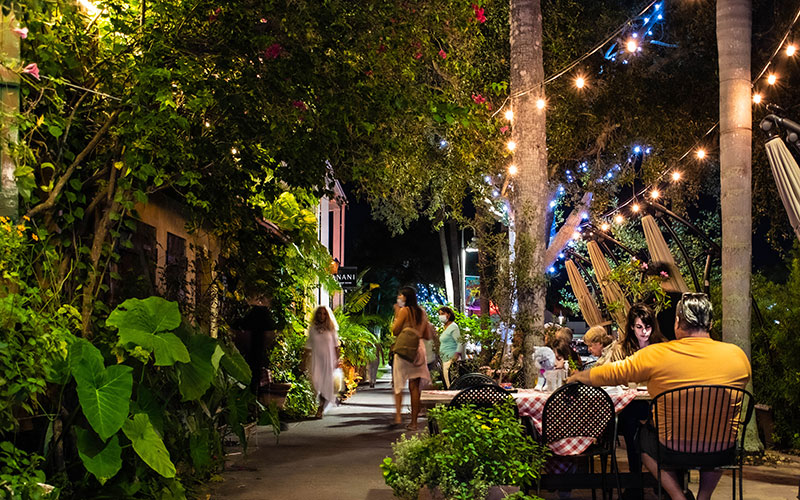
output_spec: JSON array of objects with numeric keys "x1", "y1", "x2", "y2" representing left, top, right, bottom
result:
[
  {"x1": 650, "y1": 385, "x2": 754, "y2": 454},
  {"x1": 541, "y1": 383, "x2": 616, "y2": 450},
  {"x1": 581, "y1": 360, "x2": 596, "y2": 371},
  {"x1": 449, "y1": 383, "x2": 516, "y2": 414},
  {"x1": 449, "y1": 372, "x2": 497, "y2": 390}
]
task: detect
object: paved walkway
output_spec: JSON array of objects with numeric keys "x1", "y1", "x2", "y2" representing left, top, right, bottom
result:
[{"x1": 210, "y1": 376, "x2": 800, "y2": 500}]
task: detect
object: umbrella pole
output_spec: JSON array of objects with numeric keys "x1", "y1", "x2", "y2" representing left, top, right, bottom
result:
[
  {"x1": 649, "y1": 201, "x2": 721, "y2": 254},
  {"x1": 659, "y1": 216, "x2": 702, "y2": 292},
  {"x1": 702, "y1": 252, "x2": 713, "y2": 296}
]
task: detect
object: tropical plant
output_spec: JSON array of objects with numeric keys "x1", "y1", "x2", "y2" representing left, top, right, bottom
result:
[
  {"x1": 381, "y1": 399, "x2": 548, "y2": 500},
  {"x1": 605, "y1": 257, "x2": 671, "y2": 316}
]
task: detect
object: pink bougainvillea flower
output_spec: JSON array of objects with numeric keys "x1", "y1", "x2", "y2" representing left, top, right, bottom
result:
[
  {"x1": 438, "y1": 49, "x2": 447, "y2": 59},
  {"x1": 12, "y1": 27, "x2": 28, "y2": 39},
  {"x1": 641, "y1": 262, "x2": 648, "y2": 270},
  {"x1": 413, "y1": 52, "x2": 422, "y2": 60},
  {"x1": 264, "y1": 43, "x2": 282, "y2": 59},
  {"x1": 471, "y1": 93, "x2": 486, "y2": 105},
  {"x1": 22, "y1": 63, "x2": 39, "y2": 80},
  {"x1": 260, "y1": 18, "x2": 268, "y2": 23},
  {"x1": 292, "y1": 100, "x2": 308, "y2": 111},
  {"x1": 376, "y1": 44, "x2": 387, "y2": 54},
  {"x1": 208, "y1": 7, "x2": 221, "y2": 22},
  {"x1": 472, "y1": 4, "x2": 487, "y2": 23},
  {"x1": 487, "y1": 103, "x2": 492, "y2": 110},
  {"x1": 660, "y1": 271, "x2": 669, "y2": 278},
  {"x1": 500, "y1": 126, "x2": 509, "y2": 134},
  {"x1": 365, "y1": 70, "x2": 373, "y2": 76}
]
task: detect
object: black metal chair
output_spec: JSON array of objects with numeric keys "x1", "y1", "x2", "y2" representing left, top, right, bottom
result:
[
  {"x1": 428, "y1": 384, "x2": 535, "y2": 437},
  {"x1": 539, "y1": 382, "x2": 621, "y2": 500},
  {"x1": 448, "y1": 372, "x2": 497, "y2": 390},
  {"x1": 648, "y1": 385, "x2": 755, "y2": 500}
]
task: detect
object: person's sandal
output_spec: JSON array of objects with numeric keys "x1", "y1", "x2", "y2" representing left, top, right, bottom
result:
[{"x1": 405, "y1": 423, "x2": 419, "y2": 431}]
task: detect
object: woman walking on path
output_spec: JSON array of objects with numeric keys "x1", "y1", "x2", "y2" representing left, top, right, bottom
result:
[
  {"x1": 437, "y1": 306, "x2": 464, "y2": 388},
  {"x1": 304, "y1": 306, "x2": 340, "y2": 419},
  {"x1": 391, "y1": 287, "x2": 433, "y2": 430}
]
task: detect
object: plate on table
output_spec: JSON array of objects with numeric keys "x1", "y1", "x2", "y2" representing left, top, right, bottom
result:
[{"x1": 602, "y1": 386, "x2": 624, "y2": 395}]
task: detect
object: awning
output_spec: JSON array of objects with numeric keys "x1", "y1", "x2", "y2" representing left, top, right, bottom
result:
[
  {"x1": 764, "y1": 136, "x2": 800, "y2": 241},
  {"x1": 587, "y1": 240, "x2": 630, "y2": 329},
  {"x1": 565, "y1": 259, "x2": 605, "y2": 327},
  {"x1": 641, "y1": 215, "x2": 690, "y2": 293}
]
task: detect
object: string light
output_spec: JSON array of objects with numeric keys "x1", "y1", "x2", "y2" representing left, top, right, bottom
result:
[
  {"x1": 631, "y1": 203, "x2": 640, "y2": 213},
  {"x1": 696, "y1": 149, "x2": 706, "y2": 159},
  {"x1": 626, "y1": 39, "x2": 638, "y2": 53},
  {"x1": 204, "y1": 121, "x2": 211, "y2": 128},
  {"x1": 650, "y1": 189, "x2": 660, "y2": 199},
  {"x1": 572, "y1": 231, "x2": 582, "y2": 240},
  {"x1": 508, "y1": 164, "x2": 519, "y2": 175},
  {"x1": 671, "y1": 171, "x2": 681, "y2": 181},
  {"x1": 507, "y1": 140, "x2": 517, "y2": 151},
  {"x1": 614, "y1": 214, "x2": 625, "y2": 224},
  {"x1": 536, "y1": 98, "x2": 546, "y2": 110},
  {"x1": 767, "y1": 74, "x2": 777, "y2": 85},
  {"x1": 504, "y1": 109, "x2": 514, "y2": 121},
  {"x1": 752, "y1": 93, "x2": 762, "y2": 104},
  {"x1": 787, "y1": 44, "x2": 797, "y2": 57},
  {"x1": 601, "y1": 222, "x2": 610, "y2": 231},
  {"x1": 231, "y1": 147, "x2": 238, "y2": 155},
  {"x1": 575, "y1": 76, "x2": 586, "y2": 89}
]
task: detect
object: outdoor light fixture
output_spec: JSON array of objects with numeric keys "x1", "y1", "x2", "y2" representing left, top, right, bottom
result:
[
  {"x1": 77, "y1": 0, "x2": 100, "y2": 15},
  {"x1": 572, "y1": 231, "x2": 581, "y2": 240},
  {"x1": 231, "y1": 147, "x2": 238, "y2": 155},
  {"x1": 508, "y1": 164, "x2": 518, "y2": 175},
  {"x1": 504, "y1": 109, "x2": 514, "y2": 121},
  {"x1": 575, "y1": 76, "x2": 586, "y2": 89},
  {"x1": 650, "y1": 189, "x2": 660, "y2": 199},
  {"x1": 787, "y1": 44, "x2": 797, "y2": 57},
  {"x1": 631, "y1": 203, "x2": 640, "y2": 213},
  {"x1": 696, "y1": 149, "x2": 706, "y2": 159},
  {"x1": 768, "y1": 74, "x2": 777, "y2": 85},
  {"x1": 601, "y1": 222, "x2": 610, "y2": 231},
  {"x1": 626, "y1": 39, "x2": 638, "y2": 53},
  {"x1": 507, "y1": 140, "x2": 517, "y2": 151},
  {"x1": 753, "y1": 93, "x2": 763, "y2": 104},
  {"x1": 204, "y1": 121, "x2": 211, "y2": 128},
  {"x1": 671, "y1": 171, "x2": 681, "y2": 181},
  {"x1": 536, "y1": 98, "x2": 546, "y2": 110},
  {"x1": 614, "y1": 214, "x2": 624, "y2": 224}
]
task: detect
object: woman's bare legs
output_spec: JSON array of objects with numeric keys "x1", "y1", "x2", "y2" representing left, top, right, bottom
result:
[
  {"x1": 408, "y1": 378, "x2": 421, "y2": 429},
  {"x1": 393, "y1": 391, "x2": 403, "y2": 424}
]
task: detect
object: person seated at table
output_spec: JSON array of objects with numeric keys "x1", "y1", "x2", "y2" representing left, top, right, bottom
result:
[
  {"x1": 567, "y1": 293, "x2": 751, "y2": 500},
  {"x1": 553, "y1": 327, "x2": 583, "y2": 370},
  {"x1": 549, "y1": 336, "x2": 582, "y2": 373},
  {"x1": 609, "y1": 303, "x2": 667, "y2": 364},
  {"x1": 583, "y1": 325, "x2": 613, "y2": 362}
]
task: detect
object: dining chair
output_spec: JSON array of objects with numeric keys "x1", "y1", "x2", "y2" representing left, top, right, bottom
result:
[
  {"x1": 648, "y1": 385, "x2": 754, "y2": 500},
  {"x1": 448, "y1": 372, "x2": 497, "y2": 390},
  {"x1": 539, "y1": 382, "x2": 621, "y2": 500}
]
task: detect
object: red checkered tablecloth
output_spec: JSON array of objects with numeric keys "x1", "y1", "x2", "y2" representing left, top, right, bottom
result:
[{"x1": 422, "y1": 387, "x2": 641, "y2": 456}]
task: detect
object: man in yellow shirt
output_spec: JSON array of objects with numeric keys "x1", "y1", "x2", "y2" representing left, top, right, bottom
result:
[{"x1": 568, "y1": 293, "x2": 751, "y2": 500}]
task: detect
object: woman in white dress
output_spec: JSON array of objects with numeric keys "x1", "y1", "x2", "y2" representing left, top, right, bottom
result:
[
  {"x1": 304, "y1": 306, "x2": 340, "y2": 418},
  {"x1": 391, "y1": 287, "x2": 432, "y2": 430}
]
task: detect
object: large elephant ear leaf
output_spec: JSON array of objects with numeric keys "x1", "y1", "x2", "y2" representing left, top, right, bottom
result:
[
  {"x1": 122, "y1": 414, "x2": 176, "y2": 478},
  {"x1": 76, "y1": 428, "x2": 122, "y2": 485},
  {"x1": 73, "y1": 362, "x2": 133, "y2": 441},
  {"x1": 219, "y1": 345, "x2": 252, "y2": 384},
  {"x1": 178, "y1": 335, "x2": 217, "y2": 401},
  {"x1": 107, "y1": 297, "x2": 181, "y2": 334}
]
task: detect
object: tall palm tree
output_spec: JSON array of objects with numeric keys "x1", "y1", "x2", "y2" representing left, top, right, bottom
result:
[{"x1": 510, "y1": 0, "x2": 549, "y2": 387}]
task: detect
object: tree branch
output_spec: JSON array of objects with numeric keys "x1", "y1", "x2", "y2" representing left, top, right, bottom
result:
[
  {"x1": 26, "y1": 109, "x2": 121, "y2": 219},
  {"x1": 543, "y1": 191, "x2": 593, "y2": 269}
]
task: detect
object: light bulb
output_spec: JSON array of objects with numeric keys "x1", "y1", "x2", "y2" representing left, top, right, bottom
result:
[
  {"x1": 504, "y1": 109, "x2": 514, "y2": 121},
  {"x1": 536, "y1": 98, "x2": 546, "y2": 110},
  {"x1": 626, "y1": 39, "x2": 638, "y2": 53},
  {"x1": 767, "y1": 74, "x2": 777, "y2": 85},
  {"x1": 508, "y1": 164, "x2": 518, "y2": 175},
  {"x1": 575, "y1": 77, "x2": 586, "y2": 89},
  {"x1": 231, "y1": 147, "x2": 238, "y2": 155},
  {"x1": 507, "y1": 141, "x2": 517, "y2": 151},
  {"x1": 696, "y1": 149, "x2": 706, "y2": 160},
  {"x1": 787, "y1": 44, "x2": 797, "y2": 57},
  {"x1": 204, "y1": 121, "x2": 211, "y2": 128},
  {"x1": 753, "y1": 93, "x2": 762, "y2": 104},
  {"x1": 572, "y1": 231, "x2": 581, "y2": 240},
  {"x1": 632, "y1": 203, "x2": 640, "y2": 213},
  {"x1": 614, "y1": 214, "x2": 624, "y2": 224},
  {"x1": 650, "y1": 189, "x2": 660, "y2": 199},
  {"x1": 671, "y1": 171, "x2": 681, "y2": 181},
  {"x1": 601, "y1": 223, "x2": 610, "y2": 231}
]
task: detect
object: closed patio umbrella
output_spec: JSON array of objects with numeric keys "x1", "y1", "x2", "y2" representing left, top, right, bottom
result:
[
  {"x1": 565, "y1": 259, "x2": 605, "y2": 327},
  {"x1": 641, "y1": 215, "x2": 690, "y2": 294},
  {"x1": 764, "y1": 136, "x2": 800, "y2": 242},
  {"x1": 587, "y1": 241, "x2": 630, "y2": 329}
]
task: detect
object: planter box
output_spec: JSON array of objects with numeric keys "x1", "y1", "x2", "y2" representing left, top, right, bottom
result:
[
  {"x1": 258, "y1": 382, "x2": 293, "y2": 409},
  {"x1": 755, "y1": 403, "x2": 775, "y2": 448}
]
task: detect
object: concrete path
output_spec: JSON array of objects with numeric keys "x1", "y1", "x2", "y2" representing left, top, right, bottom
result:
[{"x1": 210, "y1": 376, "x2": 800, "y2": 500}]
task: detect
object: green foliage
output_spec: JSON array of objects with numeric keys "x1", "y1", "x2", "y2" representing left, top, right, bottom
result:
[
  {"x1": 605, "y1": 257, "x2": 671, "y2": 315},
  {"x1": 381, "y1": 400, "x2": 548, "y2": 500},
  {"x1": 268, "y1": 330, "x2": 318, "y2": 420},
  {"x1": 122, "y1": 414, "x2": 177, "y2": 479},
  {"x1": 751, "y1": 245, "x2": 800, "y2": 448},
  {"x1": 0, "y1": 442, "x2": 53, "y2": 500},
  {"x1": 75, "y1": 429, "x2": 123, "y2": 486}
]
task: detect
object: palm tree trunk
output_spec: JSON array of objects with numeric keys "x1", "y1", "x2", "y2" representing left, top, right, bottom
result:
[
  {"x1": 510, "y1": 0, "x2": 549, "y2": 387},
  {"x1": 717, "y1": 0, "x2": 762, "y2": 452}
]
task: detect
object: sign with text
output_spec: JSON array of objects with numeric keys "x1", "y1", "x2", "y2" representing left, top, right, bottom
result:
[{"x1": 334, "y1": 266, "x2": 358, "y2": 288}]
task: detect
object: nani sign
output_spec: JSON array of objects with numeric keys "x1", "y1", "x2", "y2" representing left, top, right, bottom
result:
[{"x1": 334, "y1": 266, "x2": 358, "y2": 289}]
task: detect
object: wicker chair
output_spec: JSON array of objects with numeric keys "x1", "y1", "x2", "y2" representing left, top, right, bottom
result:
[
  {"x1": 539, "y1": 382, "x2": 621, "y2": 500},
  {"x1": 448, "y1": 372, "x2": 497, "y2": 390},
  {"x1": 649, "y1": 385, "x2": 754, "y2": 500}
]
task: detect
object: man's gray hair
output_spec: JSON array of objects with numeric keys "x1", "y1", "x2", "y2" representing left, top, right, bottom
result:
[{"x1": 676, "y1": 293, "x2": 713, "y2": 331}]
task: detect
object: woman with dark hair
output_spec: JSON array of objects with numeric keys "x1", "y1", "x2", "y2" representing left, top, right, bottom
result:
[
  {"x1": 437, "y1": 306, "x2": 464, "y2": 388},
  {"x1": 391, "y1": 286, "x2": 433, "y2": 430},
  {"x1": 607, "y1": 303, "x2": 667, "y2": 363}
]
